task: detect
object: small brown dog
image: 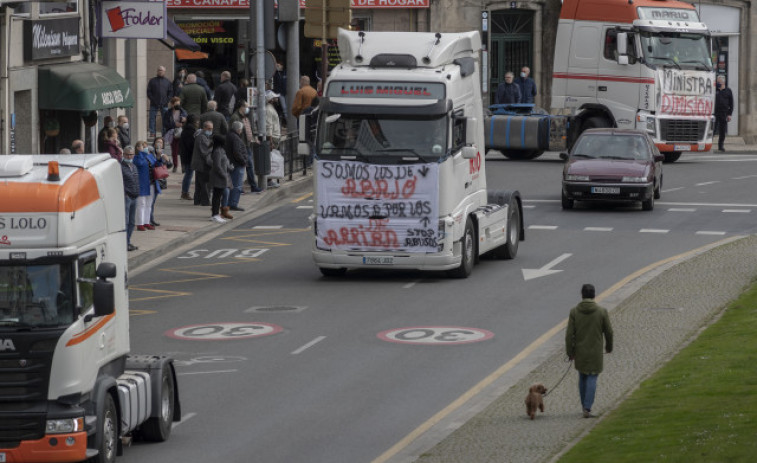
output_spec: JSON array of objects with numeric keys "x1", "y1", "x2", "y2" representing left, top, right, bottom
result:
[{"x1": 525, "y1": 383, "x2": 547, "y2": 420}]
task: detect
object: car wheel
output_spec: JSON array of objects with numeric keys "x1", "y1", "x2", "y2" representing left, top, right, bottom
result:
[
  {"x1": 561, "y1": 191, "x2": 574, "y2": 210},
  {"x1": 642, "y1": 195, "x2": 655, "y2": 211},
  {"x1": 663, "y1": 151, "x2": 682, "y2": 163},
  {"x1": 654, "y1": 177, "x2": 662, "y2": 200}
]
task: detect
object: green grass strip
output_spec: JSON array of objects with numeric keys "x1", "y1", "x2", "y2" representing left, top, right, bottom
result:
[{"x1": 559, "y1": 282, "x2": 757, "y2": 463}]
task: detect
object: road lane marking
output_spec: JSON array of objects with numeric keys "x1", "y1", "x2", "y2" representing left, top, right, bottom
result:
[
  {"x1": 523, "y1": 205, "x2": 536, "y2": 209},
  {"x1": 173, "y1": 413, "x2": 197, "y2": 429},
  {"x1": 528, "y1": 225, "x2": 558, "y2": 230},
  {"x1": 640, "y1": 229, "x2": 669, "y2": 234},
  {"x1": 662, "y1": 187, "x2": 684, "y2": 193},
  {"x1": 292, "y1": 336, "x2": 326, "y2": 355},
  {"x1": 177, "y1": 370, "x2": 238, "y2": 376},
  {"x1": 296, "y1": 205, "x2": 314, "y2": 209},
  {"x1": 695, "y1": 181, "x2": 720, "y2": 186},
  {"x1": 372, "y1": 237, "x2": 742, "y2": 463},
  {"x1": 253, "y1": 225, "x2": 283, "y2": 229},
  {"x1": 696, "y1": 231, "x2": 727, "y2": 236},
  {"x1": 668, "y1": 208, "x2": 696, "y2": 212},
  {"x1": 733, "y1": 175, "x2": 757, "y2": 180},
  {"x1": 660, "y1": 201, "x2": 757, "y2": 207},
  {"x1": 292, "y1": 192, "x2": 314, "y2": 203},
  {"x1": 403, "y1": 280, "x2": 421, "y2": 289},
  {"x1": 722, "y1": 209, "x2": 751, "y2": 213},
  {"x1": 584, "y1": 227, "x2": 613, "y2": 232}
]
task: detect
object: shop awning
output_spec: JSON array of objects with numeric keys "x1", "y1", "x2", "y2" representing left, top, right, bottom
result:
[
  {"x1": 38, "y1": 62, "x2": 134, "y2": 111},
  {"x1": 175, "y1": 49, "x2": 209, "y2": 61},
  {"x1": 166, "y1": 19, "x2": 201, "y2": 51}
]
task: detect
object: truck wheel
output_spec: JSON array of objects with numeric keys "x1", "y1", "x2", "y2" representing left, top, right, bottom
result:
[
  {"x1": 502, "y1": 149, "x2": 541, "y2": 160},
  {"x1": 140, "y1": 367, "x2": 175, "y2": 442},
  {"x1": 581, "y1": 116, "x2": 611, "y2": 132},
  {"x1": 91, "y1": 394, "x2": 117, "y2": 463},
  {"x1": 642, "y1": 195, "x2": 655, "y2": 211},
  {"x1": 561, "y1": 191, "x2": 574, "y2": 210},
  {"x1": 494, "y1": 198, "x2": 520, "y2": 259},
  {"x1": 663, "y1": 152, "x2": 682, "y2": 163},
  {"x1": 319, "y1": 267, "x2": 347, "y2": 277},
  {"x1": 448, "y1": 220, "x2": 475, "y2": 278}
]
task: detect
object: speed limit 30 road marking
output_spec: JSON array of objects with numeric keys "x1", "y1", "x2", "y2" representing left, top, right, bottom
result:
[
  {"x1": 378, "y1": 326, "x2": 494, "y2": 345},
  {"x1": 166, "y1": 322, "x2": 283, "y2": 341}
]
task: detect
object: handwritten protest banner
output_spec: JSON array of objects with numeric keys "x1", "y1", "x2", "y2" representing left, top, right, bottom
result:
[
  {"x1": 316, "y1": 160, "x2": 439, "y2": 252},
  {"x1": 658, "y1": 69, "x2": 715, "y2": 117}
]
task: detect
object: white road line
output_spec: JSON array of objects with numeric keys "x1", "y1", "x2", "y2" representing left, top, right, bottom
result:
[
  {"x1": 696, "y1": 231, "x2": 727, "y2": 236},
  {"x1": 733, "y1": 175, "x2": 757, "y2": 180},
  {"x1": 695, "y1": 181, "x2": 720, "y2": 186},
  {"x1": 661, "y1": 187, "x2": 685, "y2": 193},
  {"x1": 296, "y1": 205, "x2": 314, "y2": 209},
  {"x1": 292, "y1": 336, "x2": 327, "y2": 355},
  {"x1": 253, "y1": 225, "x2": 283, "y2": 229},
  {"x1": 640, "y1": 229, "x2": 669, "y2": 234},
  {"x1": 522, "y1": 205, "x2": 536, "y2": 209},
  {"x1": 660, "y1": 201, "x2": 757, "y2": 208},
  {"x1": 668, "y1": 208, "x2": 696, "y2": 212},
  {"x1": 528, "y1": 225, "x2": 558, "y2": 230},
  {"x1": 173, "y1": 413, "x2": 197, "y2": 429},
  {"x1": 177, "y1": 369, "x2": 238, "y2": 376},
  {"x1": 722, "y1": 209, "x2": 751, "y2": 213},
  {"x1": 584, "y1": 227, "x2": 613, "y2": 232},
  {"x1": 403, "y1": 280, "x2": 421, "y2": 289}
]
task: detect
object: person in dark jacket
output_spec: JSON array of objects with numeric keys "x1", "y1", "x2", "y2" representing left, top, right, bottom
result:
[
  {"x1": 200, "y1": 100, "x2": 228, "y2": 136},
  {"x1": 515, "y1": 66, "x2": 537, "y2": 104},
  {"x1": 301, "y1": 96, "x2": 320, "y2": 166},
  {"x1": 566, "y1": 284, "x2": 614, "y2": 419},
  {"x1": 229, "y1": 100, "x2": 261, "y2": 193},
  {"x1": 273, "y1": 60, "x2": 288, "y2": 121},
  {"x1": 213, "y1": 71, "x2": 237, "y2": 120},
  {"x1": 173, "y1": 68, "x2": 187, "y2": 98},
  {"x1": 714, "y1": 75, "x2": 734, "y2": 152},
  {"x1": 163, "y1": 96, "x2": 188, "y2": 171},
  {"x1": 98, "y1": 116, "x2": 115, "y2": 153},
  {"x1": 104, "y1": 128, "x2": 123, "y2": 162},
  {"x1": 195, "y1": 71, "x2": 213, "y2": 100},
  {"x1": 191, "y1": 120, "x2": 214, "y2": 206},
  {"x1": 121, "y1": 146, "x2": 139, "y2": 251},
  {"x1": 209, "y1": 134, "x2": 232, "y2": 223},
  {"x1": 147, "y1": 65, "x2": 174, "y2": 137},
  {"x1": 495, "y1": 72, "x2": 522, "y2": 105},
  {"x1": 226, "y1": 121, "x2": 248, "y2": 212},
  {"x1": 180, "y1": 74, "x2": 208, "y2": 118},
  {"x1": 179, "y1": 115, "x2": 199, "y2": 200},
  {"x1": 116, "y1": 115, "x2": 131, "y2": 149}
]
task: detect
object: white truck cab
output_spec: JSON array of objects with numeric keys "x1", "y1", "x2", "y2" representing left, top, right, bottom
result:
[{"x1": 308, "y1": 29, "x2": 524, "y2": 278}]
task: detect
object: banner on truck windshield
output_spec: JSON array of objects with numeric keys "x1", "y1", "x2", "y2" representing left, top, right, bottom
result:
[
  {"x1": 316, "y1": 160, "x2": 440, "y2": 253},
  {"x1": 658, "y1": 69, "x2": 715, "y2": 117}
]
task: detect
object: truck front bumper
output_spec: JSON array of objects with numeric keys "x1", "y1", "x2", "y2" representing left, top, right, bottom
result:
[
  {"x1": 312, "y1": 248, "x2": 462, "y2": 271},
  {"x1": 0, "y1": 431, "x2": 87, "y2": 463}
]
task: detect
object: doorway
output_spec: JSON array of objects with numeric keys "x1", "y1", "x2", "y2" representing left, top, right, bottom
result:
[{"x1": 489, "y1": 10, "x2": 534, "y2": 105}]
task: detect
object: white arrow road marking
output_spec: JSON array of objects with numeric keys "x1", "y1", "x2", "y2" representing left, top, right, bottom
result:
[{"x1": 522, "y1": 253, "x2": 572, "y2": 281}]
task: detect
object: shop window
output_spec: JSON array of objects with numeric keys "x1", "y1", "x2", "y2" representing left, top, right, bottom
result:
[
  {"x1": 40, "y1": 1, "x2": 78, "y2": 15},
  {"x1": 350, "y1": 17, "x2": 371, "y2": 32}
]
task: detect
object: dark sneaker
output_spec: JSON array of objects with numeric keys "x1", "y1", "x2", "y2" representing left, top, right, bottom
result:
[
  {"x1": 128, "y1": 244, "x2": 138, "y2": 251},
  {"x1": 230, "y1": 206, "x2": 245, "y2": 212},
  {"x1": 583, "y1": 409, "x2": 596, "y2": 418}
]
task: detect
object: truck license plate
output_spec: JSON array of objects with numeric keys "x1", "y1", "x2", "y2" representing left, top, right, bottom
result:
[
  {"x1": 363, "y1": 256, "x2": 393, "y2": 265},
  {"x1": 673, "y1": 144, "x2": 691, "y2": 151},
  {"x1": 591, "y1": 186, "x2": 620, "y2": 194}
]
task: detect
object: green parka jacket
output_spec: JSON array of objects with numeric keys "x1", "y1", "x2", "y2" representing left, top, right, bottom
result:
[{"x1": 566, "y1": 299, "x2": 614, "y2": 375}]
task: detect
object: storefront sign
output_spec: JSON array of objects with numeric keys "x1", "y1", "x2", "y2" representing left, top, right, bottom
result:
[
  {"x1": 23, "y1": 18, "x2": 80, "y2": 61},
  {"x1": 100, "y1": 1, "x2": 166, "y2": 39},
  {"x1": 167, "y1": 0, "x2": 429, "y2": 8}
]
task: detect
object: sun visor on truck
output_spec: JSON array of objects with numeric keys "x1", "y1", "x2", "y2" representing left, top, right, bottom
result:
[{"x1": 321, "y1": 98, "x2": 452, "y2": 116}]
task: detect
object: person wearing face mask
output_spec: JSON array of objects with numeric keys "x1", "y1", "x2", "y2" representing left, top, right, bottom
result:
[
  {"x1": 495, "y1": 71, "x2": 521, "y2": 105},
  {"x1": 163, "y1": 96, "x2": 187, "y2": 171},
  {"x1": 133, "y1": 141, "x2": 162, "y2": 231},
  {"x1": 98, "y1": 116, "x2": 115, "y2": 152},
  {"x1": 230, "y1": 99, "x2": 262, "y2": 193},
  {"x1": 515, "y1": 66, "x2": 537, "y2": 104},
  {"x1": 121, "y1": 146, "x2": 140, "y2": 251},
  {"x1": 714, "y1": 76, "x2": 733, "y2": 153},
  {"x1": 117, "y1": 115, "x2": 131, "y2": 149},
  {"x1": 191, "y1": 120, "x2": 214, "y2": 206}
]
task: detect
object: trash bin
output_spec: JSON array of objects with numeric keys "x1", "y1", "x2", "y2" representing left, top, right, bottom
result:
[{"x1": 253, "y1": 143, "x2": 271, "y2": 176}]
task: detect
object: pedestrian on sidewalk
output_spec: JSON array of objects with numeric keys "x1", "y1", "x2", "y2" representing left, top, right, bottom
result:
[
  {"x1": 147, "y1": 65, "x2": 174, "y2": 138},
  {"x1": 515, "y1": 66, "x2": 537, "y2": 104},
  {"x1": 104, "y1": 128, "x2": 123, "y2": 162},
  {"x1": 714, "y1": 75, "x2": 733, "y2": 152},
  {"x1": 149, "y1": 139, "x2": 171, "y2": 227},
  {"x1": 121, "y1": 147, "x2": 139, "y2": 251},
  {"x1": 201, "y1": 100, "x2": 228, "y2": 136},
  {"x1": 71, "y1": 139, "x2": 85, "y2": 154},
  {"x1": 265, "y1": 90, "x2": 282, "y2": 189},
  {"x1": 191, "y1": 120, "x2": 214, "y2": 206},
  {"x1": 117, "y1": 115, "x2": 131, "y2": 150},
  {"x1": 273, "y1": 59, "x2": 288, "y2": 123},
  {"x1": 226, "y1": 121, "x2": 248, "y2": 212},
  {"x1": 495, "y1": 71, "x2": 521, "y2": 105},
  {"x1": 180, "y1": 73, "x2": 208, "y2": 118},
  {"x1": 565, "y1": 283, "x2": 614, "y2": 418},
  {"x1": 173, "y1": 68, "x2": 187, "y2": 98},
  {"x1": 230, "y1": 100, "x2": 261, "y2": 193},
  {"x1": 133, "y1": 141, "x2": 161, "y2": 231},
  {"x1": 301, "y1": 96, "x2": 320, "y2": 167},
  {"x1": 209, "y1": 134, "x2": 233, "y2": 223},
  {"x1": 291, "y1": 75, "x2": 317, "y2": 120},
  {"x1": 180, "y1": 115, "x2": 199, "y2": 200},
  {"x1": 98, "y1": 116, "x2": 115, "y2": 152},
  {"x1": 163, "y1": 96, "x2": 187, "y2": 172},
  {"x1": 213, "y1": 70, "x2": 237, "y2": 120}
]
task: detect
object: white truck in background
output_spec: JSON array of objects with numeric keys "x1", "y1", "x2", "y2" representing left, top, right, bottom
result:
[
  {"x1": 487, "y1": 0, "x2": 715, "y2": 163},
  {"x1": 303, "y1": 29, "x2": 524, "y2": 278},
  {"x1": 0, "y1": 155, "x2": 179, "y2": 463}
]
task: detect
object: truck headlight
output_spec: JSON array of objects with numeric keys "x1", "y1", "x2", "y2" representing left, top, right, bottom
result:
[
  {"x1": 646, "y1": 116, "x2": 656, "y2": 134},
  {"x1": 565, "y1": 174, "x2": 590, "y2": 181},
  {"x1": 622, "y1": 176, "x2": 648, "y2": 183},
  {"x1": 46, "y1": 417, "x2": 84, "y2": 434}
]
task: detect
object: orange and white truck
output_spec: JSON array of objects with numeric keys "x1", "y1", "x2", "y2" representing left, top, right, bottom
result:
[
  {"x1": 552, "y1": 0, "x2": 715, "y2": 162},
  {"x1": 0, "y1": 154, "x2": 179, "y2": 463}
]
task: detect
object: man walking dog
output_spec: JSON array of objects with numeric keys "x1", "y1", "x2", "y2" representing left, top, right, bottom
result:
[{"x1": 566, "y1": 284, "x2": 614, "y2": 418}]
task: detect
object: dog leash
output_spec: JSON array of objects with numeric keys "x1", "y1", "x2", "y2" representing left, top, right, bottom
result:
[{"x1": 543, "y1": 358, "x2": 573, "y2": 397}]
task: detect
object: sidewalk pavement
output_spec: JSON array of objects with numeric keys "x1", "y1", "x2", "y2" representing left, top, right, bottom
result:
[{"x1": 127, "y1": 169, "x2": 313, "y2": 271}]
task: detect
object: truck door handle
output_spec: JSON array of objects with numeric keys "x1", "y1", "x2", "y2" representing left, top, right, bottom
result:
[{"x1": 598, "y1": 86, "x2": 607, "y2": 92}]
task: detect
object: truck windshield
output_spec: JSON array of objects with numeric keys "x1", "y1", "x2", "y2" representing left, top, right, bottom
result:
[
  {"x1": 317, "y1": 114, "x2": 448, "y2": 163},
  {"x1": 640, "y1": 31, "x2": 712, "y2": 70},
  {"x1": 0, "y1": 263, "x2": 76, "y2": 328}
]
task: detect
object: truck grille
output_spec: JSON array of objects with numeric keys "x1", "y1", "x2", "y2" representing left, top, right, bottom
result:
[{"x1": 660, "y1": 119, "x2": 706, "y2": 142}]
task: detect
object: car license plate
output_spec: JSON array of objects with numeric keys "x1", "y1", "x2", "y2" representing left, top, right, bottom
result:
[
  {"x1": 673, "y1": 144, "x2": 691, "y2": 151},
  {"x1": 591, "y1": 186, "x2": 620, "y2": 194},
  {"x1": 363, "y1": 256, "x2": 393, "y2": 265}
]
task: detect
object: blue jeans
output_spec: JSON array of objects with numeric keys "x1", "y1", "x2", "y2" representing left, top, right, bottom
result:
[
  {"x1": 578, "y1": 373, "x2": 599, "y2": 412},
  {"x1": 182, "y1": 166, "x2": 194, "y2": 195},
  {"x1": 222, "y1": 187, "x2": 229, "y2": 207},
  {"x1": 150, "y1": 187, "x2": 159, "y2": 223},
  {"x1": 245, "y1": 147, "x2": 259, "y2": 190},
  {"x1": 228, "y1": 166, "x2": 245, "y2": 207},
  {"x1": 149, "y1": 105, "x2": 167, "y2": 135},
  {"x1": 124, "y1": 195, "x2": 136, "y2": 245}
]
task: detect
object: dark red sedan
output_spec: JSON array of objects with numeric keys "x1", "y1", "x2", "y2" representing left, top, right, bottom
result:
[{"x1": 560, "y1": 129, "x2": 664, "y2": 211}]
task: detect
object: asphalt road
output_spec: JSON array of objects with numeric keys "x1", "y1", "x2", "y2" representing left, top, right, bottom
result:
[{"x1": 119, "y1": 151, "x2": 757, "y2": 463}]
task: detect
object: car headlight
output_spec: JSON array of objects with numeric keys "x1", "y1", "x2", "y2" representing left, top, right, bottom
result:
[
  {"x1": 646, "y1": 116, "x2": 655, "y2": 134},
  {"x1": 565, "y1": 174, "x2": 590, "y2": 181},
  {"x1": 46, "y1": 417, "x2": 84, "y2": 434},
  {"x1": 621, "y1": 176, "x2": 648, "y2": 183}
]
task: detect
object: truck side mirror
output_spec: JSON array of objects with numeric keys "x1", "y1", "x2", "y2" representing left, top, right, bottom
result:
[
  {"x1": 93, "y1": 280, "x2": 114, "y2": 317},
  {"x1": 461, "y1": 146, "x2": 477, "y2": 159},
  {"x1": 616, "y1": 32, "x2": 629, "y2": 65},
  {"x1": 466, "y1": 117, "x2": 476, "y2": 143},
  {"x1": 96, "y1": 262, "x2": 116, "y2": 279}
]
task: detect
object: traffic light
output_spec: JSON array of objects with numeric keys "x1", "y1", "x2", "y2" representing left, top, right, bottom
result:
[{"x1": 304, "y1": 0, "x2": 351, "y2": 39}]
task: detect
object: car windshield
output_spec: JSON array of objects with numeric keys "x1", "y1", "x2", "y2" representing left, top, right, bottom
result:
[
  {"x1": 640, "y1": 31, "x2": 712, "y2": 70},
  {"x1": 572, "y1": 134, "x2": 649, "y2": 160},
  {"x1": 0, "y1": 263, "x2": 76, "y2": 328},
  {"x1": 317, "y1": 114, "x2": 448, "y2": 163}
]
